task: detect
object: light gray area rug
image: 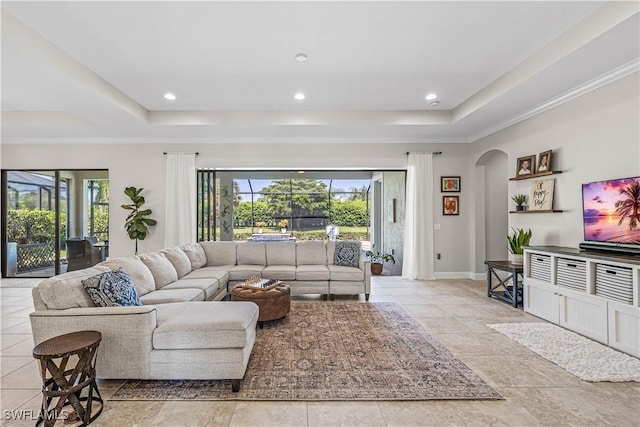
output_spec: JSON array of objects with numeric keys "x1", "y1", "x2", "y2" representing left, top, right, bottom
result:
[
  {"x1": 111, "y1": 302, "x2": 502, "y2": 401},
  {"x1": 488, "y1": 323, "x2": 640, "y2": 382}
]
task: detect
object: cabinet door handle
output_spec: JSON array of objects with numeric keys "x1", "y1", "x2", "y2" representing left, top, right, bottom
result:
[
  {"x1": 536, "y1": 258, "x2": 545, "y2": 262},
  {"x1": 605, "y1": 269, "x2": 617, "y2": 275},
  {"x1": 566, "y1": 263, "x2": 577, "y2": 268}
]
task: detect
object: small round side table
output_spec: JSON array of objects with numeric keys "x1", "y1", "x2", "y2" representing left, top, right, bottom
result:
[{"x1": 32, "y1": 330, "x2": 103, "y2": 427}]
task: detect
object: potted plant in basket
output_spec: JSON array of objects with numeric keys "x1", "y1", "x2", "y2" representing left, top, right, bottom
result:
[
  {"x1": 507, "y1": 227, "x2": 531, "y2": 265},
  {"x1": 511, "y1": 194, "x2": 527, "y2": 211},
  {"x1": 365, "y1": 249, "x2": 396, "y2": 275}
]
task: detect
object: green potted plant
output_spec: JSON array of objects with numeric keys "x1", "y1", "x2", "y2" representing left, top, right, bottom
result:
[
  {"x1": 511, "y1": 194, "x2": 527, "y2": 211},
  {"x1": 365, "y1": 249, "x2": 396, "y2": 275},
  {"x1": 507, "y1": 227, "x2": 532, "y2": 264},
  {"x1": 121, "y1": 187, "x2": 157, "y2": 255}
]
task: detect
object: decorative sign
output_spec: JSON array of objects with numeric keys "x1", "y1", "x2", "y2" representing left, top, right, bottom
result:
[{"x1": 530, "y1": 179, "x2": 555, "y2": 211}]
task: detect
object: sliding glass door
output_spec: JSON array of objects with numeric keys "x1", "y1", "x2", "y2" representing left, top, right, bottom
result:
[{"x1": 2, "y1": 169, "x2": 108, "y2": 278}]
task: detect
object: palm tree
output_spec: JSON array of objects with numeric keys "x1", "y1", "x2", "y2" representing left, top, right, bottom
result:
[{"x1": 615, "y1": 180, "x2": 640, "y2": 230}]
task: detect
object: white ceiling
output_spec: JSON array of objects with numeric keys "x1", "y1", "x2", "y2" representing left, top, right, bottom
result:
[{"x1": 1, "y1": 1, "x2": 638, "y2": 143}]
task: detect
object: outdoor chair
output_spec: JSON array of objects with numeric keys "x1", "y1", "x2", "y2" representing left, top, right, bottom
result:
[{"x1": 66, "y1": 238, "x2": 105, "y2": 271}]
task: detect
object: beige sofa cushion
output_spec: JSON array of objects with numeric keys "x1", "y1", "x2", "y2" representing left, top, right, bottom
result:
[
  {"x1": 182, "y1": 267, "x2": 230, "y2": 284},
  {"x1": 296, "y1": 265, "x2": 330, "y2": 281},
  {"x1": 139, "y1": 252, "x2": 178, "y2": 288},
  {"x1": 160, "y1": 247, "x2": 192, "y2": 278},
  {"x1": 200, "y1": 241, "x2": 237, "y2": 266},
  {"x1": 180, "y1": 243, "x2": 207, "y2": 270},
  {"x1": 229, "y1": 265, "x2": 265, "y2": 281},
  {"x1": 99, "y1": 256, "x2": 155, "y2": 296},
  {"x1": 236, "y1": 242, "x2": 266, "y2": 266},
  {"x1": 32, "y1": 266, "x2": 110, "y2": 310},
  {"x1": 266, "y1": 241, "x2": 296, "y2": 266},
  {"x1": 161, "y1": 278, "x2": 220, "y2": 300},
  {"x1": 326, "y1": 241, "x2": 336, "y2": 265},
  {"x1": 139, "y1": 288, "x2": 204, "y2": 304},
  {"x1": 296, "y1": 241, "x2": 327, "y2": 265},
  {"x1": 328, "y1": 265, "x2": 364, "y2": 281},
  {"x1": 153, "y1": 301, "x2": 259, "y2": 349},
  {"x1": 262, "y1": 265, "x2": 296, "y2": 280}
]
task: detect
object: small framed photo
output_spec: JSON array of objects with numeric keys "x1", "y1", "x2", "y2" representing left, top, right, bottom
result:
[
  {"x1": 537, "y1": 150, "x2": 552, "y2": 173},
  {"x1": 441, "y1": 176, "x2": 461, "y2": 192},
  {"x1": 516, "y1": 155, "x2": 536, "y2": 177},
  {"x1": 443, "y1": 196, "x2": 459, "y2": 216}
]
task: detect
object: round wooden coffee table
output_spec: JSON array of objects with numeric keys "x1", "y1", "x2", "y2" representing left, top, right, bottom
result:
[{"x1": 231, "y1": 282, "x2": 291, "y2": 328}]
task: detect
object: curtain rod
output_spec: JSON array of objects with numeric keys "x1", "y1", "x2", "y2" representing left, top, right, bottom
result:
[
  {"x1": 163, "y1": 152, "x2": 200, "y2": 155},
  {"x1": 406, "y1": 151, "x2": 442, "y2": 156}
]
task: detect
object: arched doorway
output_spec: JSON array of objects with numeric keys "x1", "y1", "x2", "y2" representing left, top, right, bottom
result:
[{"x1": 474, "y1": 150, "x2": 508, "y2": 274}]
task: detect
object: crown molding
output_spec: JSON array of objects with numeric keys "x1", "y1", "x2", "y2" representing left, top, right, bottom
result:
[
  {"x1": 0, "y1": 136, "x2": 470, "y2": 145},
  {"x1": 470, "y1": 59, "x2": 640, "y2": 143}
]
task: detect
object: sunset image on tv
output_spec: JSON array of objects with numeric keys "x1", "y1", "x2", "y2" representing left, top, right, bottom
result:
[{"x1": 582, "y1": 177, "x2": 640, "y2": 244}]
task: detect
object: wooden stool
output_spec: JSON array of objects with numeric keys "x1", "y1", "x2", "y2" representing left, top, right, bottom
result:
[{"x1": 32, "y1": 331, "x2": 103, "y2": 426}]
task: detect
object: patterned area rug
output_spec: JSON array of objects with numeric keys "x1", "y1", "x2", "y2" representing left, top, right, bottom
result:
[
  {"x1": 488, "y1": 323, "x2": 640, "y2": 382},
  {"x1": 111, "y1": 302, "x2": 502, "y2": 401}
]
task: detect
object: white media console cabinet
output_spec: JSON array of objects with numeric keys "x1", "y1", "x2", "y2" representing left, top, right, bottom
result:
[{"x1": 523, "y1": 246, "x2": 640, "y2": 358}]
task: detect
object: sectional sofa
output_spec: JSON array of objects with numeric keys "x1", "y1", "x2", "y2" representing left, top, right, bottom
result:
[{"x1": 29, "y1": 239, "x2": 370, "y2": 388}]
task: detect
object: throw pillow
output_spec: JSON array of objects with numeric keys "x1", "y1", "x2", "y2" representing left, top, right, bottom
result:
[
  {"x1": 334, "y1": 241, "x2": 361, "y2": 268},
  {"x1": 82, "y1": 268, "x2": 142, "y2": 307}
]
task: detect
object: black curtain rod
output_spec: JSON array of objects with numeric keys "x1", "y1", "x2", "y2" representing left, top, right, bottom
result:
[
  {"x1": 406, "y1": 151, "x2": 442, "y2": 156},
  {"x1": 163, "y1": 152, "x2": 200, "y2": 155}
]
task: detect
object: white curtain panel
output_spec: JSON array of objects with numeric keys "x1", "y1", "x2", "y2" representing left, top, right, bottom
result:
[
  {"x1": 402, "y1": 152, "x2": 436, "y2": 280},
  {"x1": 164, "y1": 153, "x2": 197, "y2": 247}
]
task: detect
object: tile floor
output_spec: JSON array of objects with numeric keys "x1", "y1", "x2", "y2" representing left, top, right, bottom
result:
[{"x1": 1, "y1": 276, "x2": 638, "y2": 426}]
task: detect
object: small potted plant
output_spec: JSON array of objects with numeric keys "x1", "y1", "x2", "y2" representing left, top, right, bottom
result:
[
  {"x1": 365, "y1": 249, "x2": 396, "y2": 275},
  {"x1": 278, "y1": 219, "x2": 289, "y2": 233},
  {"x1": 511, "y1": 194, "x2": 527, "y2": 211},
  {"x1": 255, "y1": 221, "x2": 266, "y2": 233},
  {"x1": 507, "y1": 227, "x2": 532, "y2": 264}
]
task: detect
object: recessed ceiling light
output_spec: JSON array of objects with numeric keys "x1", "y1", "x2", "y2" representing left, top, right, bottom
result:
[
  {"x1": 430, "y1": 101, "x2": 440, "y2": 107},
  {"x1": 295, "y1": 53, "x2": 308, "y2": 62},
  {"x1": 297, "y1": 170, "x2": 305, "y2": 174},
  {"x1": 164, "y1": 92, "x2": 176, "y2": 100},
  {"x1": 294, "y1": 92, "x2": 306, "y2": 100},
  {"x1": 425, "y1": 93, "x2": 438, "y2": 101}
]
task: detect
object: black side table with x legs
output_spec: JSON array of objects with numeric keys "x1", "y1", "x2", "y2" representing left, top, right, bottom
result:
[{"x1": 485, "y1": 260, "x2": 524, "y2": 308}]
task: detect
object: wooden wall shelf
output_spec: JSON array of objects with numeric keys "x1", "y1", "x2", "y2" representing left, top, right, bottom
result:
[
  {"x1": 509, "y1": 170, "x2": 563, "y2": 181},
  {"x1": 509, "y1": 210, "x2": 564, "y2": 214}
]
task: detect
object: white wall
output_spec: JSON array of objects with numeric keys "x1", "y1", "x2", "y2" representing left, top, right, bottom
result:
[
  {"x1": 470, "y1": 73, "x2": 640, "y2": 271},
  {"x1": 432, "y1": 146, "x2": 473, "y2": 276},
  {"x1": 1, "y1": 142, "x2": 471, "y2": 264},
  {"x1": 3, "y1": 74, "x2": 636, "y2": 275}
]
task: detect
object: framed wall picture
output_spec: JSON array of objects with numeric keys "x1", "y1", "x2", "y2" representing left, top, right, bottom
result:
[
  {"x1": 530, "y1": 179, "x2": 555, "y2": 211},
  {"x1": 443, "y1": 196, "x2": 459, "y2": 215},
  {"x1": 387, "y1": 199, "x2": 396, "y2": 222},
  {"x1": 516, "y1": 155, "x2": 536, "y2": 177},
  {"x1": 441, "y1": 176, "x2": 461, "y2": 192},
  {"x1": 537, "y1": 150, "x2": 552, "y2": 173}
]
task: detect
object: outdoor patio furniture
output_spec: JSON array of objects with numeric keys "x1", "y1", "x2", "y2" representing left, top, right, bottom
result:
[{"x1": 66, "y1": 239, "x2": 105, "y2": 271}]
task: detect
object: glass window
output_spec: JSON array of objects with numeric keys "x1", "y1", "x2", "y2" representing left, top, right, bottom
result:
[{"x1": 197, "y1": 172, "x2": 371, "y2": 243}]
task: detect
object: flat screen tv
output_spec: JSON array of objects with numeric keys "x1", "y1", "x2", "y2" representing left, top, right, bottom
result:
[{"x1": 581, "y1": 176, "x2": 640, "y2": 255}]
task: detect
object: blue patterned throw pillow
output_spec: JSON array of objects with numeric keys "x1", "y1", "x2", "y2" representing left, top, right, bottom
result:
[
  {"x1": 82, "y1": 268, "x2": 142, "y2": 307},
  {"x1": 334, "y1": 241, "x2": 361, "y2": 267}
]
